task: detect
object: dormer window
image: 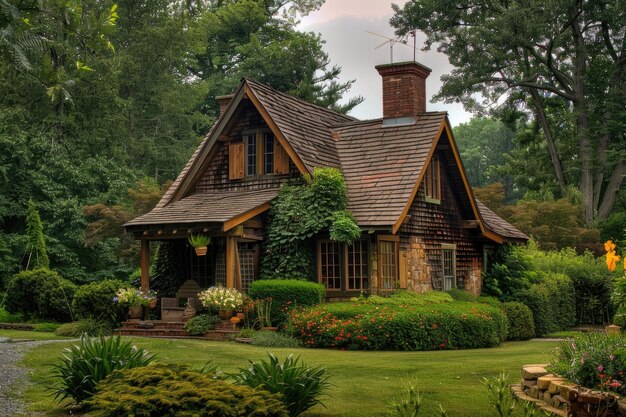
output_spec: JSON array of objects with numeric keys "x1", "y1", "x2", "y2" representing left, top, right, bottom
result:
[
  {"x1": 424, "y1": 155, "x2": 440, "y2": 202},
  {"x1": 229, "y1": 130, "x2": 290, "y2": 180}
]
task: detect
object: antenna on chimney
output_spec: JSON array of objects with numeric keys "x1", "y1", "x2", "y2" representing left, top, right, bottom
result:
[{"x1": 366, "y1": 30, "x2": 417, "y2": 63}]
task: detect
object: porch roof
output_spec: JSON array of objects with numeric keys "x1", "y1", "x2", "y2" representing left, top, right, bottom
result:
[
  {"x1": 475, "y1": 200, "x2": 529, "y2": 242},
  {"x1": 124, "y1": 188, "x2": 279, "y2": 230}
]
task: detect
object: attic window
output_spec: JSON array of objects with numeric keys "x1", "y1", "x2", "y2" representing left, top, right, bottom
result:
[
  {"x1": 424, "y1": 155, "x2": 440, "y2": 202},
  {"x1": 231, "y1": 130, "x2": 290, "y2": 179}
]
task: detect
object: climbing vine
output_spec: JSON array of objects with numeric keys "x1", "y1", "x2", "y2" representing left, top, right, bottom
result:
[{"x1": 261, "y1": 168, "x2": 360, "y2": 279}]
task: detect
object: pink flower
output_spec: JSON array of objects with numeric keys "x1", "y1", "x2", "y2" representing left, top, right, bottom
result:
[{"x1": 598, "y1": 365, "x2": 604, "y2": 372}]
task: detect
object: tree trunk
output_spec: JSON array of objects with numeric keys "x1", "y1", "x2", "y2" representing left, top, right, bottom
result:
[
  {"x1": 598, "y1": 160, "x2": 625, "y2": 221},
  {"x1": 529, "y1": 88, "x2": 568, "y2": 196}
]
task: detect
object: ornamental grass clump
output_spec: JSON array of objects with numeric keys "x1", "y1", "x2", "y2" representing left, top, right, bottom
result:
[
  {"x1": 549, "y1": 332, "x2": 626, "y2": 395},
  {"x1": 232, "y1": 353, "x2": 330, "y2": 417},
  {"x1": 51, "y1": 334, "x2": 155, "y2": 405},
  {"x1": 198, "y1": 286, "x2": 245, "y2": 311}
]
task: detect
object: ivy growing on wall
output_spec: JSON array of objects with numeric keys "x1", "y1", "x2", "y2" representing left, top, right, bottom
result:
[{"x1": 261, "y1": 168, "x2": 360, "y2": 280}]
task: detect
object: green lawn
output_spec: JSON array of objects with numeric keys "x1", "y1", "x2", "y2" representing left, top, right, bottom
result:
[
  {"x1": 5, "y1": 330, "x2": 559, "y2": 417},
  {"x1": 0, "y1": 329, "x2": 70, "y2": 341}
]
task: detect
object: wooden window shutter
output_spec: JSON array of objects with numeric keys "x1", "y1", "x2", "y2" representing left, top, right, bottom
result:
[
  {"x1": 273, "y1": 140, "x2": 290, "y2": 174},
  {"x1": 399, "y1": 250, "x2": 408, "y2": 289},
  {"x1": 229, "y1": 143, "x2": 244, "y2": 180}
]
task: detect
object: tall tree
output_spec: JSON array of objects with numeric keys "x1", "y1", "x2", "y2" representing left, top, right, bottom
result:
[
  {"x1": 25, "y1": 199, "x2": 49, "y2": 269},
  {"x1": 391, "y1": 0, "x2": 626, "y2": 224}
]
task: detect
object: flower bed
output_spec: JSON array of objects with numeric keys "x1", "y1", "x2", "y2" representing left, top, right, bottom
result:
[{"x1": 285, "y1": 293, "x2": 507, "y2": 350}]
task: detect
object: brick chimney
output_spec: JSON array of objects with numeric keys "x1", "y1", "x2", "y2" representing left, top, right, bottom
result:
[
  {"x1": 216, "y1": 94, "x2": 235, "y2": 116},
  {"x1": 375, "y1": 61, "x2": 432, "y2": 119}
]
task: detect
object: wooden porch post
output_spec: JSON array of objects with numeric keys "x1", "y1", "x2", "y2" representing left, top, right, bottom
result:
[
  {"x1": 226, "y1": 236, "x2": 236, "y2": 289},
  {"x1": 140, "y1": 239, "x2": 150, "y2": 292}
]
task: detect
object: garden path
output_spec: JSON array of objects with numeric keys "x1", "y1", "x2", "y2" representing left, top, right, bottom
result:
[{"x1": 0, "y1": 338, "x2": 71, "y2": 417}]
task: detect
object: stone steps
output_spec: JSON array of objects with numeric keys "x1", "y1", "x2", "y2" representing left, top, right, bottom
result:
[{"x1": 113, "y1": 320, "x2": 239, "y2": 340}]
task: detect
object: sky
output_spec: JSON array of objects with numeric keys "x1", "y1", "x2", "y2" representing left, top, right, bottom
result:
[{"x1": 298, "y1": 0, "x2": 473, "y2": 126}]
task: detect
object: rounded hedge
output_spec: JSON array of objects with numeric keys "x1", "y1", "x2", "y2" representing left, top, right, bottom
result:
[
  {"x1": 249, "y1": 280, "x2": 325, "y2": 327},
  {"x1": 5, "y1": 268, "x2": 76, "y2": 322},
  {"x1": 72, "y1": 279, "x2": 127, "y2": 325},
  {"x1": 85, "y1": 364, "x2": 288, "y2": 417},
  {"x1": 501, "y1": 301, "x2": 535, "y2": 340},
  {"x1": 183, "y1": 314, "x2": 221, "y2": 336},
  {"x1": 286, "y1": 299, "x2": 507, "y2": 350}
]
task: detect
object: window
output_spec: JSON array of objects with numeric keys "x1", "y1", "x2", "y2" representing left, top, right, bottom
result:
[
  {"x1": 424, "y1": 155, "x2": 440, "y2": 201},
  {"x1": 442, "y1": 244, "x2": 456, "y2": 291},
  {"x1": 317, "y1": 240, "x2": 369, "y2": 291},
  {"x1": 378, "y1": 236, "x2": 399, "y2": 290},
  {"x1": 245, "y1": 134, "x2": 257, "y2": 176},
  {"x1": 318, "y1": 240, "x2": 342, "y2": 290},
  {"x1": 263, "y1": 133, "x2": 274, "y2": 174},
  {"x1": 238, "y1": 242, "x2": 259, "y2": 293},
  {"x1": 346, "y1": 240, "x2": 368, "y2": 290}
]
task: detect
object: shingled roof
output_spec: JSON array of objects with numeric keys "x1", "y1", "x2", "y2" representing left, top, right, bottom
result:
[{"x1": 125, "y1": 77, "x2": 527, "y2": 243}]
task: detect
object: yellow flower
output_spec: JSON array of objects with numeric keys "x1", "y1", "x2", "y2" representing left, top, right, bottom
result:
[
  {"x1": 605, "y1": 240, "x2": 616, "y2": 253},
  {"x1": 607, "y1": 251, "x2": 621, "y2": 272}
]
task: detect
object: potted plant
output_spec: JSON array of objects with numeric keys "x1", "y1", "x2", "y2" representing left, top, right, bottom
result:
[
  {"x1": 114, "y1": 288, "x2": 152, "y2": 319},
  {"x1": 198, "y1": 286, "x2": 244, "y2": 321},
  {"x1": 255, "y1": 298, "x2": 277, "y2": 331},
  {"x1": 188, "y1": 234, "x2": 211, "y2": 256}
]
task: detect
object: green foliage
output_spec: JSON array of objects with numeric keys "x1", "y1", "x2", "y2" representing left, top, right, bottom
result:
[
  {"x1": 0, "y1": 307, "x2": 22, "y2": 323},
  {"x1": 232, "y1": 353, "x2": 329, "y2": 417},
  {"x1": 72, "y1": 279, "x2": 127, "y2": 325},
  {"x1": 329, "y1": 211, "x2": 361, "y2": 243},
  {"x1": 33, "y1": 322, "x2": 60, "y2": 333},
  {"x1": 549, "y1": 333, "x2": 626, "y2": 395},
  {"x1": 5, "y1": 268, "x2": 76, "y2": 322},
  {"x1": 600, "y1": 213, "x2": 626, "y2": 243},
  {"x1": 188, "y1": 234, "x2": 210, "y2": 248},
  {"x1": 86, "y1": 363, "x2": 288, "y2": 417},
  {"x1": 286, "y1": 297, "x2": 507, "y2": 350},
  {"x1": 482, "y1": 373, "x2": 515, "y2": 417},
  {"x1": 51, "y1": 335, "x2": 156, "y2": 404},
  {"x1": 54, "y1": 319, "x2": 112, "y2": 337},
  {"x1": 25, "y1": 199, "x2": 49, "y2": 269},
  {"x1": 250, "y1": 331, "x2": 303, "y2": 348},
  {"x1": 501, "y1": 302, "x2": 535, "y2": 341},
  {"x1": 515, "y1": 272, "x2": 575, "y2": 336},
  {"x1": 183, "y1": 314, "x2": 221, "y2": 336},
  {"x1": 262, "y1": 168, "x2": 358, "y2": 279},
  {"x1": 249, "y1": 279, "x2": 325, "y2": 327},
  {"x1": 150, "y1": 241, "x2": 188, "y2": 298},
  {"x1": 446, "y1": 289, "x2": 478, "y2": 302}
]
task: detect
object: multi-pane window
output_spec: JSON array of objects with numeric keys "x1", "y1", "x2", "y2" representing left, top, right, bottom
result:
[
  {"x1": 442, "y1": 245, "x2": 456, "y2": 290},
  {"x1": 378, "y1": 239, "x2": 398, "y2": 290},
  {"x1": 347, "y1": 240, "x2": 368, "y2": 290},
  {"x1": 245, "y1": 134, "x2": 257, "y2": 176},
  {"x1": 238, "y1": 243, "x2": 258, "y2": 293},
  {"x1": 263, "y1": 133, "x2": 274, "y2": 174},
  {"x1": 319, "y1": 240, "x2": 341, "y2": 290},
  {"x1": 424, "y1": 155, "x2": 440, "y2": 201}
]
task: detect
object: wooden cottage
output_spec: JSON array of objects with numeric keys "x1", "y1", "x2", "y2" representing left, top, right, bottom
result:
[{"x1": 124, "y1": 61, "x2": 527, "y2": 300}]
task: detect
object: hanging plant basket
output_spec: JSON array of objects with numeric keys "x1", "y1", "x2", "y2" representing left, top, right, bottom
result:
[{"x1": 194, "y1": 246, "x2": 208, "y2": 256}]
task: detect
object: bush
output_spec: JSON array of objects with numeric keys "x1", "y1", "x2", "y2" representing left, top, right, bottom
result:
[
  {"x1": 250, "y1": 331, "x2": 302, "y2": 348},
  {"x1": 446, "y1": 288, "x2": 477, "y2": 302},
  {"x1": 72, "y1": 280, "x2": 127, "y2": 325},
  {"x1": 249, "y1": 280, "x2": 324, "y2": 327},
  {"x1": 183, "y1": 314, "x2": 221, "y2": 336},
  {"x1": 5, "y1": 268, "x2": 76, "y2": 322},
  {"x1": 501, "y1": 302, "x2": 535, "y2": 340},
  {"x1": 286, "y1": 298, "x2": 507, "y2": 350},
  {"x1": 549, "y1": 333, "x2": 626, "y2": 395},
  {"x1": 85, "y1": 363, "x2": 288, "y2": 417},
  {"x1": 514, "y1": 272, "x2": 575, "y2": 336},
  {"x1": 54, "y1": 319, "x2": 112, "y2": 337},
  {"x1": 51, "y1": 335, "x2": 155, "y2": 404},
  {"x1": 233, "y1": 353, "x2": 329, "y2": 417},
  {"x1": 33, "y1": 322, "x2": 60, "y2": 333},
  {"x1": 0, "y1": 307, "x2": 22, "y2": 323}
]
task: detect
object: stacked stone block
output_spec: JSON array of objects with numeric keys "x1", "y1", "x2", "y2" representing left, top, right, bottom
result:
[{"x1": 520, "y1": 365, "x2": 574, "y2": 412}]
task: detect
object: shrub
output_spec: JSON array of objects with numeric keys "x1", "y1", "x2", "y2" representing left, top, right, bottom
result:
[
  {"x1": 233, "y1": 353, "x2": 329, "y2": 417},
  {"x1": 286, "y1": 298, "x2": 507, "y2": 350},
  {"x1": 250, "y1": 331, "x2": 302, "y2": 348},
  {"x1": 249, "y1": 280, "x2": 324, "y2": 327},
  {"x1": 549, "y1": 333, "x2": 626, "y2": 395},
  {"x1": 33, "y1": 322, "x2": 60, "y2": 333},
  {"x1": 446, "y1": 288, "x2": 477, "y2": 302},
  {"x1": 72, "y1": 280, "x2": 127, "y2": 325},
  {"x1": 51, "y1": 335, "x2": 155, "y2": 404},
  {"x1": 501, "y1": 302, "x2": 535, "y2": 340},
  {"x1": 86, "y1": 364, "x2": 288, "y2": 417},
  {"x1": 183, "y1": 314, "x2": 221, "y2": 336},
  {"x1": 54, "y1": 319, "x2": 112, "y2": 337},
  {"x1": 0, "y1": 307, "x2": 22, "y2": 323},
  {"x1": 5, "y1": 268, "x2": 76, "y2": 322},
  {"x1": 514, "y1": 272, "x2": 575, "y2": 336}
]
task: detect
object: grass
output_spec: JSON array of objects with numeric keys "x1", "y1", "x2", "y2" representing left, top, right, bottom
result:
[
  {"x1": 0, "y1": 329, "x2": 70, "y2": 341},
  {"x1": 6, "y1": 330, "x2": 559, "y2": 417}
]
